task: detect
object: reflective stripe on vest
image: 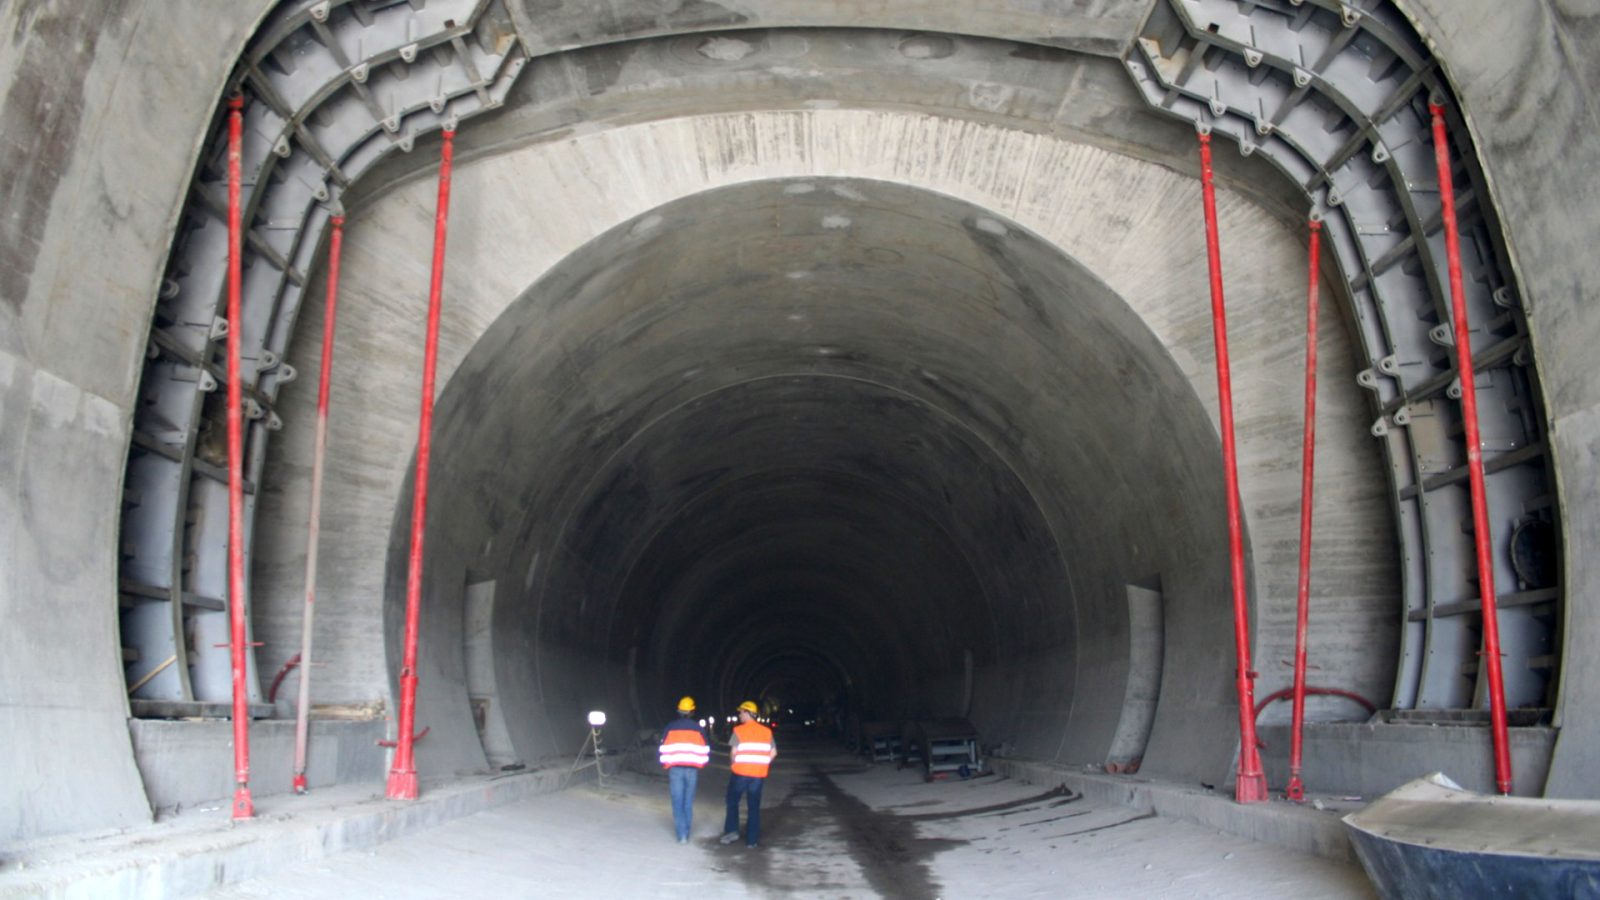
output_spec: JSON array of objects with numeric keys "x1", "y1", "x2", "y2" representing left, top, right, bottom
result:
[
  {"x1": 730, "y1": 722, "x2": 774, "y2": 777},
  {"x1": 659, "y1": 727, "x2": 710, "y2": 768}
]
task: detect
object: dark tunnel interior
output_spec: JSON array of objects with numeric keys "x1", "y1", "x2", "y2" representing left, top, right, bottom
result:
[{"x1": 383, "y1": 176, "x2": 1248, "y2": 784}]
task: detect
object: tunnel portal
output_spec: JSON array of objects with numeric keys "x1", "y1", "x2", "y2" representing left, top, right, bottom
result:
[
  {"x1": 392, "y1": 178, "x2": 1238, "y2": 776},
  {"x1": 0, "y1": 0, "x2": 1569, "y2": 860}
]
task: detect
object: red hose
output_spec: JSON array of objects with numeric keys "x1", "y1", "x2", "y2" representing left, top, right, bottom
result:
[
  {"x1": 1254, "y1": 686, "x2": 1377, "y2": 723},
  {"x1": 268, "y1": 653, "x2": 301, "y2": 704}
]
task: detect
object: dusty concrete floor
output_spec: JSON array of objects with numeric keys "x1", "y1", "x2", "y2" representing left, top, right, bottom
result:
[{"x1": 207, "y1": 739, "x2": 1375, "y2": 899}]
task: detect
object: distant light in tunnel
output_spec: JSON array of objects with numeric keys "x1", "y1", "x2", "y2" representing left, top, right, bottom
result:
[{"x1": 587, "y1": 710, "x2": 607, "y2": 727}]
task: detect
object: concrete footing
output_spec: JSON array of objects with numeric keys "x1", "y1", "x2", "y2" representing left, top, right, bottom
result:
[
  {"x1": 988, "y1": 758, "x2": 1359, "y2": 862},
  {"x1": 1256, "y1": 722, "x2": 1557, "y2": 800},
  {"x1": 0, "y1": 765, "x2": 583, "y2": 899},
  {"x1": 128, "y1": 719, "x2": 388, "y2": 815}
]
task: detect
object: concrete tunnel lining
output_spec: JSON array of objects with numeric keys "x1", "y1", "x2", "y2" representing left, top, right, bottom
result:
[
  {"x1": 9, "y1": 0, "x2": 1600, "y2": 851},
  {"x1": 57, "y1": 8, "x2": 1414, "y2": 822},
  {"x1": 66, "y1": 27, "x2": 1395, "y2": 823},
  {"x1": 12, "y1": 0, "x2": 1600, "y2": 851},
  {"x1": 376, "y1": 174, "x2": 1311, "y2": 784},
  {"x1": 222, "y1": 62, "x2": 1407, "y2": 805}
]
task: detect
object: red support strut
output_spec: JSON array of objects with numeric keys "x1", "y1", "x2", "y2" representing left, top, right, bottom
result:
[
  {"x1": 293, "y1": 214, "x2": 345, "y2": 795},
  {"x1": 226, "y1": 93, "x2": 255, "y2": 821},
  {"x1": 1196, "y1": 131, "x2": 1268, "y2": 804},
  {"x1": 1430, "y1": 102, "x2": 1513, "y2": 795},
  {"x1": 387, "y1": 129, "x2": 456, "y2": 801},
  {"x1": 1287, "y1": 219, "x2": 1322, "y2": 803}
]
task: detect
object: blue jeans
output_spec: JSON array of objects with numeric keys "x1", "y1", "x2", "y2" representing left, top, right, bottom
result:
[
  {"x1": 668, "y1": 766, "x2": 699, "y2": 840},
  {"x1": 724, "y1": 774, "x2": 765, "y2": 846}
]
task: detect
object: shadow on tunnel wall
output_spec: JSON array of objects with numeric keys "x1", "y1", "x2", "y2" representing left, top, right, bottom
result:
[{"x1": 380, "y1": 177, "x2": 1250, "y2": 786}]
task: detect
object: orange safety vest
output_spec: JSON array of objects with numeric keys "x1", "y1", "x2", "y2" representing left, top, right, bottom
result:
[
  {"x1": 659, "y1": 724, "x2": 710, "y2": 768},
  {"x1": 730, "y1": 721, "x2": 775, "y2": 777}
]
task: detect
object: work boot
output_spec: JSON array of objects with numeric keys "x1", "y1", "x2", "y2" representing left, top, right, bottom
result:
[{"x1": 719, "y1": 832, "x2": 740, "y2": 845}]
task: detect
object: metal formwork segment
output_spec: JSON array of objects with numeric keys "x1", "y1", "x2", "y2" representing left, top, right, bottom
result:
[
  {"x1": 1127, "y1": 0, "x2": 1560, "y2": 717},
  {"x1": 119, "y1": 0, "x2": 528, "y2": 716}
]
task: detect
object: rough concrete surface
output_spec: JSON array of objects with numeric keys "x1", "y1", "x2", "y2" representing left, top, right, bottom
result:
[
  {"x1": 2, "y1": 0, "x2": 1599, "y2": 853},
  {"x1": 0, "y1": 0, "x2": 267, "y2": 842},
  {"x1": 0, "y1": 765, "x2": 578, "y2": 899},
  {"x1": 203, "y1": 742, "x2": 1373, "y2": 899},
  {"x1": 251, "y1": 111, "x2": 1395, "y2": 793}
]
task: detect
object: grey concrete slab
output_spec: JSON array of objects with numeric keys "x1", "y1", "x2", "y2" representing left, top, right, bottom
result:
[
  {"x1": 0, "y1": 0, "x2": 273, "y2": 843},
  {"x1": 1258, "y1": 723, "x2": 1558, "y2": 801},
  {"x1": 0, "y1": 766, "x2": 580, "y2": 899},
  {"x1": 505, "y1": 0, "x2": 1159, "y2": 59},
  {"x1": 128, "y1": 719, "x2": 386, "y2": 815},
  {"x1": 990, "y1": 757, "x2": 1363, "y2": 864},
  {"x1": 197, "y1": 745, "x2": 1369, "y2": 899},
  {"x1": 1546, "y1": 404, "x2": 1600, "y2": 798},
  {"x1": 0, "y1": 352, "x2": 150, "y2": 841}
]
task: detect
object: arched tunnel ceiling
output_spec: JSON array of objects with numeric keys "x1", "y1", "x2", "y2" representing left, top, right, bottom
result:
[
  {"x1": 386, "y1": 175, "x2": 1263, "y2": 777},
  {"x1": 191, "y1": 15, "x2": 1416, "y2": 789},
  {"x1": 223, "y1": 24, "x2": 1399, "y2": 753}
]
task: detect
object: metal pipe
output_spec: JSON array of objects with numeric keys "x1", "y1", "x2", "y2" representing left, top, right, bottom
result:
[
  {"x1": 387, "y1": 130, "x2": 456, "y2": 801},
  {"x1": 226, "y1": 93, "x2": 254, "y2": 821},
  {"x1": 1430, "y1": 101, "x2": 1513, "y2": 795},
  {"x1": 1287, "y1": 219, "x2": 1322, "y2": 803},
  {"x1": 269, "y1": 653, "x2": 301, "y2": 704},
  {"x1": 1197, "y1": 130, "x2": 1268, "y2": 804},
  {"x1": 1255, "y1": 686, "x2": 1377, "y2": 724},
  {"x1": 293, "y1": 215, "x2": 346, "y2": 795}
]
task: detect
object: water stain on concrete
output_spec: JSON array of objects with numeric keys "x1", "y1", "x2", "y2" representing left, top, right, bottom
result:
[
  {"x1": 1, "y1": 0, "x2": 124, "y2": 314},
  {"x1": 717, "y1": 764, "x2": 967, "y2": 899}
]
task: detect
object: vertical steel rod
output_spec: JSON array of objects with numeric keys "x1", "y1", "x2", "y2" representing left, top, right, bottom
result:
[
  {"x1": 387, "y1": 129, "x2": 456, "y2": 800},
  {"x1": 226, "y1": 93, "x2": 255, "y2": 821},
  {"x1": 1197, "y1": 131, "x2": 1268, "y2": 804},
  {"x1": 1430, "y1": 102, "x2": 1513, "y2": 795},
  {"x1": 293, "y1": 215, "x2": 345, "y2": 794},
  {"x1": 1287, "y1": 219, "x2": 1322, "y2": 803}
]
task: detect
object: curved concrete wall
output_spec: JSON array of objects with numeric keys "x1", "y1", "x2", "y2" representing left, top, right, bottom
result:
[
  {"x1": 380, "y1": 176, "x2": 1241, "y2": 777},
  {"x1": 254, "y1": 90, "x2": 1392, "y2": 787},
  {"x1": 0, "y1": 0, "x2": 267, "y2": 841},
  {"x1": 1, "y1": 0, "x2": 1597, "y2": 843}
]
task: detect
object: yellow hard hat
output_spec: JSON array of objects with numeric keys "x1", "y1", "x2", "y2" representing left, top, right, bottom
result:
[
  {"x1": 677, "y1": 696, "x2": 696, "y2": 712},
  {"x1": 738, "y1": 700, "x2": 759, "y2": 715}
]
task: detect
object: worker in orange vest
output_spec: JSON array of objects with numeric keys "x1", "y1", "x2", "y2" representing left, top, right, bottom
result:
[
  {"x1": 719, "y1": 700, "x2": 776, "y2": 849},
  {"x1": 659, "y1": 696, "x2": 711, "y2": 843}
]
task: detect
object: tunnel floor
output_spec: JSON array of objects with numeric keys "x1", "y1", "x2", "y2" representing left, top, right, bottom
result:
[{"x1": 204, "y1": 738, "x2": 1372, "y2": 899}]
